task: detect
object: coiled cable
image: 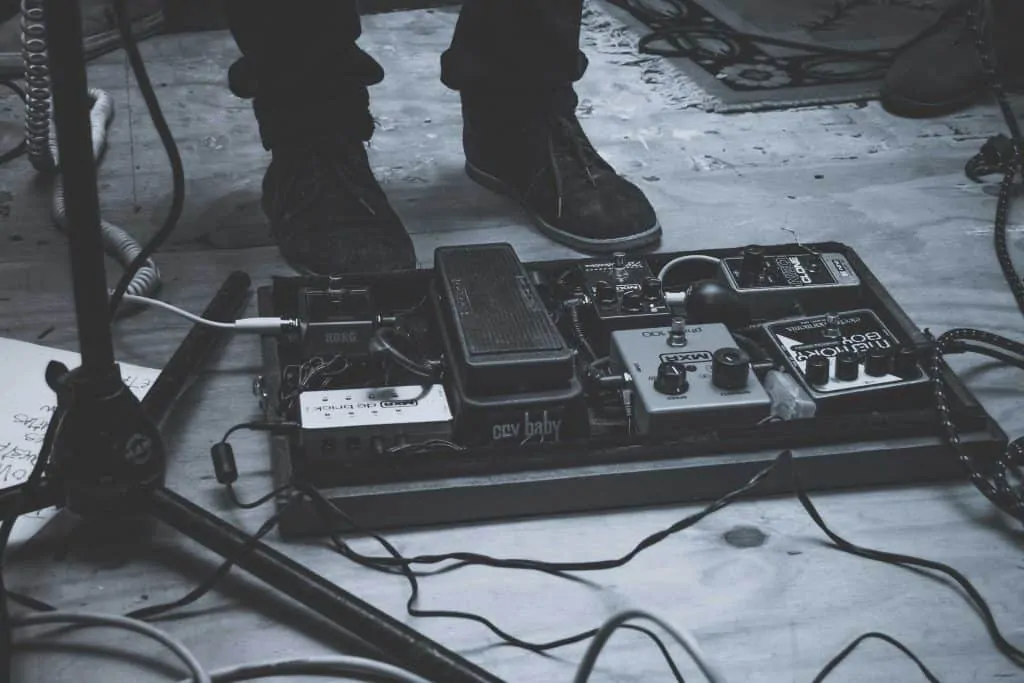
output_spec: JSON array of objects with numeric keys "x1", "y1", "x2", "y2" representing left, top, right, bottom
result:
[{"x1": 20, "y1": 0, "x2": 161, "y2": 303}]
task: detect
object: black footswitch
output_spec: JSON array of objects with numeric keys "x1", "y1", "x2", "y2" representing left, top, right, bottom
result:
[{"x1": 610, "y1": 322, "x2": 772, "y2": 434}]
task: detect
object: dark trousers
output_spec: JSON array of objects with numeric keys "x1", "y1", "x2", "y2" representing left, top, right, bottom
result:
[{"x1": 225, "y1": 1, "x2": 588, "y2": 145}]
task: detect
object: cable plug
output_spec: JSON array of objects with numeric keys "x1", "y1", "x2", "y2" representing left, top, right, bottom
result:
[
  {"x1": 665, "y1": 291, "x2": 687, "y2": 307},
  {"x1": 234, "y1": 317, "x2": 302, "y2": 333}
]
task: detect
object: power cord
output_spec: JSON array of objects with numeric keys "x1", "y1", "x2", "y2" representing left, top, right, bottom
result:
[{"x1": 107, "y1": 0, "x2": 185, "y2": 315}]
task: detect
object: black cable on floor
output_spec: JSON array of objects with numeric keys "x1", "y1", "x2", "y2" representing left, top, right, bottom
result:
[
  {"x1": 792, "y1": 458, "x2": 1024, "y2": 669},
  {"x1": 124, "y1": 502, "x2": 289, "y2": 621},
  {"x1": 312, "y1": 454, "x2": 783, "y2": 577},
  {"x1": 298, "y1": 483, "x2": 684, "y2": 681},
  {"x1": 812, "y1": 632, "x2": 940, "y2": 683},
  {"x1": 107, "y1": 0, "x2": 185, "y2": 314}
]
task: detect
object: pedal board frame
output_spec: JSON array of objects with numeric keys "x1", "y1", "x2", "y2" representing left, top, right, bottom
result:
[{"x1": 257, "y1": 242, "x2": 1007, "y2": 536}]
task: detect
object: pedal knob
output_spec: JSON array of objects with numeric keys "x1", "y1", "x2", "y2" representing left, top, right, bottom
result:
[
  {"x1": 621, "y1": 290, "x2": 644, "y2": 312},
  {"x1": 836, "y1": 352, "x2": 860, "y2": 381},
  {"x1": 893, "y1": 347, "x2": 921, "y2": 379},
  {"x1": 739, "y1": 244, "x2": 766, "y2": 286},
  {"x1": 864, "y1": 348, "x2": 892, "y2": 377},
  {"x1": 804, "y1": 355, "x2": 830, "y2": 387},
  {"x1": 594, "y1": 280, "x2": 617, "y2": 304},
  {"x1": 641, "y1": 276, "x2": 663, "y2": 300},
  {"x1": 654, "y1": 361, "x2": 689, "y2": 395},
  {"x1": 711, "y1": 347, "x2": 750, "y2": 390}
]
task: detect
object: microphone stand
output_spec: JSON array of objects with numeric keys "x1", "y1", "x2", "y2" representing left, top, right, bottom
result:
[{"x1": 0, "y1": 3, "x2": 504, "y2": 682}]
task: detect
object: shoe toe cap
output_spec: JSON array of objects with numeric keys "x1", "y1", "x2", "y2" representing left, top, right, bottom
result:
[{"x1": 567, "y1": 177, "x2": 659, "y2": 240}]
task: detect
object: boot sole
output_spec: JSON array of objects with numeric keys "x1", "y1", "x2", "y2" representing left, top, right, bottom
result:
[
  {"x1": 880, "y1": 85, "x2": 986, "y2": 119},
  {"x1": 465, "y1": 161, "x2": 662, "y2": 254}
]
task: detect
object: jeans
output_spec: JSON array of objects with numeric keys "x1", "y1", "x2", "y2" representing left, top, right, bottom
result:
[{"x1": 224, "y1": 1, "x2": 588, "y2": 145}]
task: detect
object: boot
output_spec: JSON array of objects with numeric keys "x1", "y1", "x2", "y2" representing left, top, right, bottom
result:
[
  {"x1": 461, "y1": 87, "x2": 661, "y2": 253},
  {"x1": 881, "y1": 0, "x2": 1024, "y2": 118},
  {"x1": 231, "y1": 57, "x2": 416, "y2": 276}
]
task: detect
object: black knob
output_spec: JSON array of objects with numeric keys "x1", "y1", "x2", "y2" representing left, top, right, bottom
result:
[
  {"x1": 621, "y1": 290, "x2": 644, "y2": 312},
  {"x1": 594, "y1": 280, "x2": 617, "y2": 304},
  {"x1": 739, "y1": 245, "x2": 766, "y2": 287},
  {"x1": 836, "y1": 351, "x2": 860, "y2": 381},
  {"x1": 654, "y1": 361, "x2": 688, "y2": 395},
  {"x1": 864, "y1": 348, "x2": 892, "y2": 377},
  {"x1": 641, "y1": 276, "x2": 663, "y2": 300},
  {"x1": 711, "y1": 347, "x2": 750, "y2": 390},
  {"x1": 804, "y1": 355, "x2": 830, "y2": 386},
  {"x1": 893, "y1": 347, "x2": 921, "y2": 379}
]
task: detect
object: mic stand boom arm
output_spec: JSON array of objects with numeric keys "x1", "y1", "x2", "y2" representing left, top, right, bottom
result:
[{"x1": 0, "y1": 3, "x2": 505, "y2": 682}]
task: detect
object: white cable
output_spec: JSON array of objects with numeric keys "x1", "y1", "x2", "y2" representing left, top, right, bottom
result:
[
  {"x1": 573, "y1": 609, "x2": 728, "y2": 683},
  {"x1": 175, "y1": 655, "x2": 435, "y2": 683},
  {"x1": 120, "y1": 294, "x2": 298, "y2": 333},
  {"x1": 48, "y1": 86, "x2": 162, "y2": 300},
  {"x1": 11, "y1": 610, "x2": 210, "y2": 683},
  {"x1": 657, "y1": 254, "x2": 721, "y2": 283}
]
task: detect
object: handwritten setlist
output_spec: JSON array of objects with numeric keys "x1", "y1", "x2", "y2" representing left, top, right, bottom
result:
[{"x1": 0, "y1": 338, "x2": 159, "y2": 548}]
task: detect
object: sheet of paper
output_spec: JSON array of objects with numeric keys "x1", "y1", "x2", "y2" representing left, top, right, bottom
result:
[{"x1": 0, "y1": 338, "x2": 160, "y2": 551}]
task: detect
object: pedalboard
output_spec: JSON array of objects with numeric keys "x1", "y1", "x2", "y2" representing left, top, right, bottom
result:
[
  {"x1": 610, "y1": 322, "x2": 772, "y2": 435},
  {"x1": 763, "y1": 309, "x2": 929, "y2": 412},
  {"x1": 717, "y1": 246, "x2": 861, "y2": 318},
  {"x1": 256, "y1": 240, "x2": 1006, "y2": 534},
  {"x1": 299, "y1": 384, "x2": 453, "y2": 462}
]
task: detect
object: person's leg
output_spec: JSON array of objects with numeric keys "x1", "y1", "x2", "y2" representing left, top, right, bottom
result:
[
  {"x1": 225, "y1": 1, "x2": 415, "y2": 275},
  {"x1": 440, "y1": 0, "x2": 660, "y2": 254}
]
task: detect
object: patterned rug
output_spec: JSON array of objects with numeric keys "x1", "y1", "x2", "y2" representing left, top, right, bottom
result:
[{"x1": 591, "y1": 0, "x2": 959, "y2": 112}]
